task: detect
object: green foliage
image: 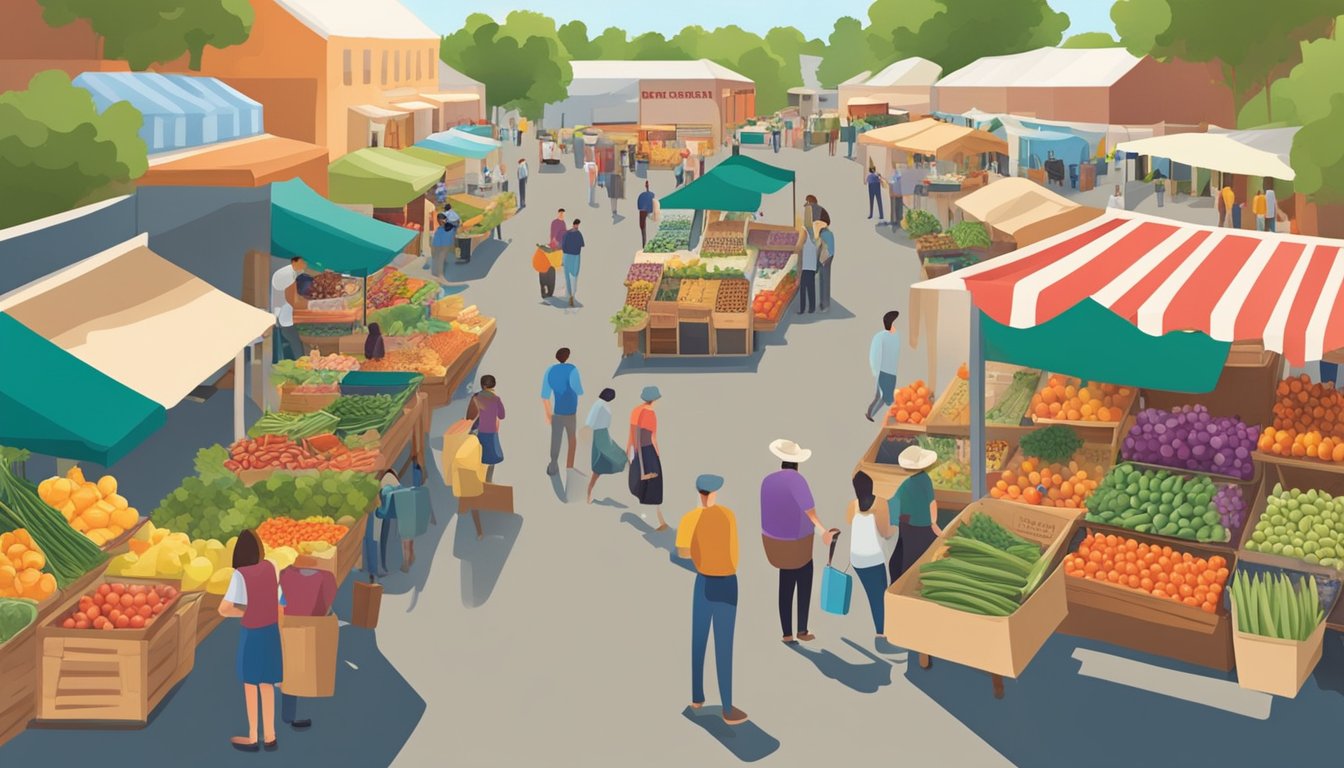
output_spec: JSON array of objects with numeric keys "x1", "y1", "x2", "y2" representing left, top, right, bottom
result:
[
  {"x1": 891, "y1": 0, "x2": 1068, "y2": 75},
  {"x1": 865, "y1": 0, "x2": 941, "y2": 64},
  {"x1": 0, "y1": 71, "x2": 147, "y2": 229},
  {"x1": 440, "y1": 16, "x2": 573, "y2": 119},
  {"x1": 949, "y1": 221, "x2": 991, "y2": 248},
  {"x1": 557, "y1": 20, "x2": 601, "y2": 59},
  {"x1": 903, "y1": 209, "x2": 942, "y2": 238},
  {"x1": 39, "y1": 0, "x2": 252, "y2": 70},
  {"x1": 1238, "y1": 23, "x2": 1344, "y2": 128},
  {"x1": 0, "y1": 599, "x2": 38, "y2": 644},
  {"x1": 1291, "y1": 94, "x2": 1344, "y2": 204},
  {"x1": 1061, "y1": 32, "x2": 1119, "y2": 48},
  {"x1": 1020, "y1": 425, "x2": 1083, "y2": 464},
  {"x1": 195, "y1": 445, "x2": 234, "y2": 484},
  {"x1": 816, "y1": 17, "x2": 875, "y2": 88}
]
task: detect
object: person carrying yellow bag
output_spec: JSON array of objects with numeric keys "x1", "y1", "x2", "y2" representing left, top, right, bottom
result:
[{"x1": 532, "y1": 244, "x2": 562, "y2": 300}]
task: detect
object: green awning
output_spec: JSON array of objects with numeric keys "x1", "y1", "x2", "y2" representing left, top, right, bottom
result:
[
  {"x1": 982, "y1": 300, "x2": 1230, "y2": 393},
  {"x1": 401, "y1": 145, "x2": 466, "y2": 169},
  {"x1": 328, "y1": 147, "x2": 443, "y2": 208},
  {"x1": 270, "y1": 178, "x2": 416, "y2": 277},
  {"x1": 661, "y1": 173, "x2": 763, "y2": 212},
  {"x1": 0, "y1": 312, "x2": 165, "y2": 465},
  {"x1": 711, "y1": 155, "x2": 795, "y2": 193}
]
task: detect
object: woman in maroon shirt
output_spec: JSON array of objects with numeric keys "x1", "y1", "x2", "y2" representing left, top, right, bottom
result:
[{"x1": 219, "y1": 529, "x2": 283, "y2": 752}]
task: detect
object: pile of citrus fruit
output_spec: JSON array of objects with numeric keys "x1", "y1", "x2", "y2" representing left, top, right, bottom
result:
[
  {"x1": 889, "y1": 380, "x2": 932, "y2": 425},
  {"x1": 988, "y1": 458, "x2": 1101, "y2": 509},
  {"x1": 1257, "y1": 374, "x2": 1344, "y2": 462},
  {"x1": 1064, "y1": 531, "x2": 1229, "y2": 613},
  {"x1": 1029, "y1": 376, "x2": 1133, "y2": 422}
]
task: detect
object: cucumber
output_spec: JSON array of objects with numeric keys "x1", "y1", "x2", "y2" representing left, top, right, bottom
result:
[
  {"x1": 921, "y1": 589, "x2": 1014, "y2": 616},
  {"x1": 920, "y1": 558, "x2": 1027, "y2": 587},
  {"x1": 943, "y1": 537, "x2": 1034, "y2": 575},
  {"x1": 920, "y1": 573, "x2": 1023, "y2": 600}
]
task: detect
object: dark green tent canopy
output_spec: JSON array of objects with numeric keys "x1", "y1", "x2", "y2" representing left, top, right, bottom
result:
[
  {"x1": 0, "y1": 312, "x2": 165, "y2": 465},
  {"x1": 661, "y1": 173, "x2": 763, "y2": 212},
  {"x1": 270, "y1": 179, "x2": 415, "y2": 277},
  {"x1": 711, "y1": 155, "x2": 795, "y2": 193}
]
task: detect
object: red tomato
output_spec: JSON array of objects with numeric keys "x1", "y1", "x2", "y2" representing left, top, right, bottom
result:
[
  {"x1": 114, "y1": 615, "x2": 130, "y2": 629},
  {"x1": 129, "y1": 615, "x2": 146, "y2": 629}
]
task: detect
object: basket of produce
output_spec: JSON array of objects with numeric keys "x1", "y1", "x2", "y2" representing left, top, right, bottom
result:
[
  {"x1": 0, "y1": 596, "x2": 39, "y2": 747},
  {"x1": 225, "y1": 434, "x2": 382, "y2": 481},
  {"x1": 327, "y1": 392, "x2": 412, "y2": 436},
  {"x1": 1083, "y1": 463, "x2": 1255, "y2": 544},
  {"x1": 422, "y1": 330, "x2": 478, "y2": 371},
  {"x1": 988, "y1": 368, "x2": 1042, "y2": 425},
  {"x1": 746, "y1": 225, "x2": 802, "y2": 250},
  {"x1": 711, "y1": 279, "x2": 751, "y2": 329},
  {"x1": 1229, "y1": 562, "x2": 1339, "y2": 697},
  {"x1": 886, "y1": 500, "x2": 1076, "y2": 679},
  {"x1": 990, "y1": 444, "x2": 1107, "y2": 514},
  {"x1": 280, "y1": 382, "x2": 341, "y2": 413},
  {"x1": 1029, "y1": 375, "x2": 1136, "y2": 424},
  {"x1": 914, "y1": 233, "x2": 960, "y2": 255},
  {"x1": 1255, "y1": 374, "x2": 1344, "y2": 466},
  {"x1": 662, "y1": 255, "x2": 745, "y2": 280},
  {"x1": 36, "y1": 578, "x2": 200, "y2": 724},
  {"x1": 358, "y1": 346, "x2": 448, "y2": 378},
  {"x1": 625, "y1": 262, "x2": 664, "y2": 286},
  {"x1": 677, "y1": 278, "x2": 719, "y2": 310},
  {"x1": 1123, "y1": 405, "x2": 1260, "y2": 480},
  {"x1": 885, "y1": 379, "x2": 934, "y2": 428},
  {"x1": 1241, "y1": 482, "x2": 1344, "y2": 570},
  {"x1": 248, "y1": 410, "x2": 341, "y2": 441},
  {"x1": 644, "y1": 216, "x2": 692, "y2": 253}
]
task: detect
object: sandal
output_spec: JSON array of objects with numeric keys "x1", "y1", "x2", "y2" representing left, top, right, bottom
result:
[{"x1": 230, "y1": 738, "x2": 260, "y2": 753}]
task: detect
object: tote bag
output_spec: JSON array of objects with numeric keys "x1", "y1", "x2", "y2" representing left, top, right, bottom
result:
[{"x1": 819, "y1": 530, "x2": 852, "y2": 616}]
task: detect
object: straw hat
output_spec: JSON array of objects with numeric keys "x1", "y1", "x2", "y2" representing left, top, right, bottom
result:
[
  {"x1": 898, "y1": 446, "x2": 938, "y2": 471},
  {"x1": 769, "y1": 439, "x2": 812, "y2": 463}
]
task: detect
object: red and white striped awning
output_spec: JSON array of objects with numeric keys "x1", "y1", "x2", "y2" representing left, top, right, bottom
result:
[{"x1": 912, "y1": 211, "x2": 1344, "y2": 365}]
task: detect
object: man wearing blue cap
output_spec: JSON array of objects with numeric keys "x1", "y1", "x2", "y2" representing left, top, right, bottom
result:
[{"x1": 677, "y1": 474, "x2": 748, "y2": 726}]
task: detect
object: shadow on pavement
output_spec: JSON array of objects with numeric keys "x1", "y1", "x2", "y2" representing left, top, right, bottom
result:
[
  {"x1": 622, "y1": 511, "x2": 694, "y2": 573},
  {"x1": 452, "y1": 507, "x2": 522, "y2": 607},
  {"x1": 448, "y1": 238, "x2": 509, "y2": 282},
  {"x1": 789, "y1": 301, "x2": 856, "y2": 325},
  {"x1": 788, "y1": 637, "x2": 892, "y2": 693},
  {"x1": 3, "y1": 580, "x2": 424, "y2": 768},
  {"x1": 680, "y1": 707, "x2": 780, "y2": 763},
  {"x1": 907, "y1": 633, "x2": 1344, "y2": 766},
  {"x1": 613, "y1": 350, "x2": 764, "y2": 376}
]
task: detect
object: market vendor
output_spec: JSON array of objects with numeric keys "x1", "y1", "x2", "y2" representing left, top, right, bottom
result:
[
  {"x1": 271, "y1": 256, "x2": 307, "y2": 362},
  {"x1": 887, "y1": 446, "x2": 943, "y2": 583}
]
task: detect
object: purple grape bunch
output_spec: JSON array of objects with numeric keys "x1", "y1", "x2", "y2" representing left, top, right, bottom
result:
[
  {"x1": 1121, "y1": 404, "x2": 1259, "y2": 480},
  {"x1": 626, "y1": 262, "x2": 663, "y2": 285},
  {"x1": 1214, "y1": 484, "x2": 1248, "y2": 532},
  {"x1": 756, "y1": 251, "x2": 792, "y2": 270}
]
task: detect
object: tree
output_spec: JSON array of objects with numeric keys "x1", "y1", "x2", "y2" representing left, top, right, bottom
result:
[
  {"x1": 1239, "y1": 23, "x2": 1344, "y2": 127},
  {"x1": 865, "y1": 0, "x2": 941, "y2": 64},
  {"x1": 817, "y1": 17, "x2": 876, "y2": 88},
  {"x1": 628, "y1": 32, "x2": 687, "y2": 60},
  {"x1": 444, "y1": 23, "x2": 572, "y2": 120},
  {"x1": 38, "y1": 0, "x2": 251, "y2": 71},
  {"x1": 763, "y1": 27, "x2": 810, "y2": 95},
  {"x1": 1291, "y1": 93, "x2": 1344, "y2": 204},
  {"x1": 1062, "y1": 32, "x2": 1120, "y2": 48},
  {"x1": 0, "y1": 71, "x2": 147, "y2": 228},
  {"x1": 591, "y1": 27, "x2": 631, "y2": 59},
  {"x1": 736, "y1": 48, "x2": 788, "y2": 113},
  {"x1": 891, "y1": 0, "x2": 1069, "y2": 74},
  {"x1": 558, "y1": 21, "x2": 600, "y2": 60},
  {"x1": 1114, "y1": 0, "x2": 1344, "y2": 120}
]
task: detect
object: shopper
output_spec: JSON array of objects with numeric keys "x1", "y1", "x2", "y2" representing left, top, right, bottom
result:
[
  {"x1": 1216, "y1": 184, "x2": 1228, "y2": 227},
  {"x1": 637, "y1": 182, "x2": 656, "y2": 247},
  {"x1": 760, "y1": 439, "x2": 833, "y2": 643},
  {"x1": 888, "y1": 446, "x2": 942, "y2": 583},
  {"x1": 1154, "y1": 174, "x2": 1165, "y2": 208},
  {"x1": 678, "y1": 474, "x2": 748, "y2": 726},
  {"x1": 847, "y1": 471, "x2": 896, "y2": 639},
  {"x1": 550, "y1": 208, "x2": 567, "y2": 249},
  {"x1": 219, "y1": 529, "x2": 282, "y2": 752},
  {"x1": 508, "y1": 116, "x2": 517, "y2": 145},
  {"x1": 1265, "y1": 183, "x2": 1279, "y2": 232},
  {"x1": 770, "y1": 116, "x2": 782, "y2": 153},
  {"x1": 607, "y1": 170, "x2": 624, "y2": 220},
  {"x1": 516, "y1": 158, "x2": 529, "y2": 209},
  {"x1": 561, "y1": 219, "x2": 585, "y2": 307},
  {"x1": 366, "y1": 468, "x2": 411, "y2": 577},
  {"x1": 585, "y1": 160, "x2": 599, "y2": 206},
  {"x1": 277, "y1": 554, "x2": 336, "y2": 732},
  {"x1": 867, "y1": 310, "x2": 901, "y2": 422},
  {"x1": 887, "y1": 167, "x2": 904, "y2": 226},
  {"x1": 803, "y1": 194, "x2": 831, "y2": 229},
  {"x1": 363, "y1": 322, "x2": 386, "y2": 361},
  {"x1": 1107, "y1": 185, "x2": 1124, "y2": 209},
  {"x1": 1253, "y1": 189, "x2": 1267, "y2": 230},
  {"x1": 1222, "y1": 185, "x2": 1236, "y2": 228},
  {"x1": 584, "y1": 388, "x2": 625, "y2": 503},
  {"x1": 540, "y1": 348, "x2": 583, "y2": 477},
  {"x1": 828, "y1": 127, "x2": 838, "y2": 156},
  {"x1": 798, "y1": 224, "x2": 818, "y2": 315},
  {"x1": 816, "y1": 220, "x2": 835, "y2": 313},
  {"x1": 270, "y1": 256, "x2": 306, "y2": 362},
  {"x1": 866, "y1": 165, "x2": 884, "y2": 220},
  {"x1": 628, "y1": 386, "x2": 669, "y2": 530},
  {"x1": 466, "y1": 374, "x2": 505, "y2": 479},
  {"x1": 430, "y1": 212, "x2": 456, "y2": 282}
]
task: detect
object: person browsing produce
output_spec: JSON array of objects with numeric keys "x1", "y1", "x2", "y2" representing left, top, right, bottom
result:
[
  {"x1": 760, "y1": 439, "x2": 833, "y2": 643},
  {"x1": 847, "y1": 471, "x2": 897, "y2": 639},
  {"x1": 866, "y1": 310, "x2": 901, "y2": 422},
  {"x1": 888, "y1": 446, "x2": 942, "y2": 583},
  {"x1": 364, "y1": 322, "x2": 386, "y2": 361},
  {"x1": 218, "y1": 529, "x2": 283, "y2": 752},
  {"x1": 466, "y1": 374, "x2": 505, "y2": 476}
]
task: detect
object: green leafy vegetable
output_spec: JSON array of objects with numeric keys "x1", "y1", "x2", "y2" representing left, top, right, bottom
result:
[
  {"x1": 0, "y1": 598, "x2": 37, "y2": 643},
  {"x1": 1020, "y1": 425, "x2": 1083, "y2": 465},
  {"x1": 903, "y1": 209, "x2": 942, "y2": 238},
  {"x1": 950, "y1": 220, "x2": 991, "y2": 248}
]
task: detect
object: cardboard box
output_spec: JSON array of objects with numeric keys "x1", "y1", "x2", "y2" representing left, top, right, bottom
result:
[
  {"x1": 280, "y1": 613, "x2": 339, "y2": 698},
  {"x1": 884, "y1": 500, "x2": 1077, "y2": 678},
  {"x1": 1231, "y1": 603, "x2": 1324, "y2": 698}
]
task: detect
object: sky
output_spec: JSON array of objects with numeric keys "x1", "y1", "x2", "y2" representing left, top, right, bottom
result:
[{"x1": 403, "y1": 0, "x2": 1117, "y2": 41}]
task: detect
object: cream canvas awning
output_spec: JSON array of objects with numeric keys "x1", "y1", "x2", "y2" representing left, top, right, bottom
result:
[
  {"x1": 857, "y1": 118, "x2": 941, "y2": 147},
  {"x1": 419, "y1": 92, "x2": 480, "y2": 104},
  {"x1": 0, "y1": 234, "x2": 276, "y2": 409},
  {"x1": 392, "y1": 100, "x2": 438, "y2": 112},
  {"x1": 1116, "y1": 126, "x2": 1299, "y2": 180},
  {"x1": 350, "y1": 104, "x2": 409, "y2": 120},
  {"x1": 955, "y1": 177, "x2": 1103, "y2": 246}
]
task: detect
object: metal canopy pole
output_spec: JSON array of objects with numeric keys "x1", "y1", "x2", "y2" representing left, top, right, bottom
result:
[
  {"x1": 969, "y1": 301, "x2": 987, "y2": 500},
  {"x1": 233, "y1": 349, "x2": 246, "y2": 442}
]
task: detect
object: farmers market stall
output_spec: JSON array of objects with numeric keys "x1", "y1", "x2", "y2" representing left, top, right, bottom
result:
[
  {"x1": 898, "y1": 210, "x2": 1344, "y2": 689},
  {"x1": 954, "y1": 177, "x2": 1103, "y2": 248},
  {"x1": 616, "y1": 156, "x2": 802, "y2": 357}
]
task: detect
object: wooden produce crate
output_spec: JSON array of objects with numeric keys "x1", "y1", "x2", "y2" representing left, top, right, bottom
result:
[
  {"x1": 1084, "y1": 465, "x2": 1263, "y2": 550},
  {"x1": 711, "y1": 310, "x2": 750, "y2": 330},
  {"x1": 376, "y1": 393, "x2": 429, "y2": 474},
  {"x1": 647, "y1": 327, "x2": 677, "y2": 356},
  {"x1": 713, "y1": 327, "x2": 752, "y2": 356},
  {"x1": 1058, "y1": 526, "x2": 1236, "y2": 671},
  {"x1": 194, "y1": 593, "x2": 223, "y2": 647},
  {"x1": 0, "y1": 614, "x2": 39, "y2": 748},
  {"x1": 886, "y1": 500, "x2": 1077, "y2": 685},
  {"x1": 279, "y1": 385, "x2": 339, "y2": 413},
  {"x1": 1029, "y1": 374, "x2": 1138, "y2": 429},
  {"x1": 335, "y1": 514, "x2": 370, "y2": 586},
  {"x1": 1144, "y1": 341, "x2": 1281, "y2": 430},
  {"x1": 1234, "y1": 473, "x2": 1344, "y2": 577},
  {"x1": 36, "y1": 578, "x2": 202, "y2": 725}
]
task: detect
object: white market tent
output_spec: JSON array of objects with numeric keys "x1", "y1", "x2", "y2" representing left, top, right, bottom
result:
[
  {"x1": 0, "y1": 234, "x2": 276, "y2": 437},
  {"x1": 1116, "y1": 126, "x2": 1300, "y2": 180}
]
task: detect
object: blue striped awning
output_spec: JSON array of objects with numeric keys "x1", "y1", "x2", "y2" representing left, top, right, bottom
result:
[
  {"x1": 415, "y1": 127, "x2": 501, "y2": 160},
  {"x1": 73, "y1": 72, "x2": 263, "y2": 155}
]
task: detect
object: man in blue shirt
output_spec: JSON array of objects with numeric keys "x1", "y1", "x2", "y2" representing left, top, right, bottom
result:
[
  {"x1": 817, "y1": 221, "x2": 836, "y2": 312},
  {"x1": 637, "y1": 182, "x2": 656, "y2": 248},
  {"x1": 560, "y1": 219, "x2": 585, "y2": 308},
  {"x1": 867, "y1": 310, "x2": 902, "y2": 421},
  {"x1": 430, "y1": 209, "x2": 459, "y2": 281},
  {"x1": 516, "y1": 158, "x2": 529, "y2": 209},
  {"x1": 865, "y1": 166, "x2": 884, "y2": 220},
  {"x1": 541, "y1": 347, "x2": 584, "y2": 476}
]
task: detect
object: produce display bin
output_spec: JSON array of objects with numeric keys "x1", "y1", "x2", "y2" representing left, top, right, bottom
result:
[
  {"x1": 648, "y1": 327, "x2": 677, "y2": 355},
  {"x1": 338, "y1": 371, "x2": 424, "y2": 397},
  {"x1": 279, "y1": 386, "x2": 339, "y2": 413},
  {"x1": 1229, "y1": 560, "x2": 1340, "y2": 697},
  {"x1": 714, "y1": 328, "x2": 751, "y2": 356},
  {"x1": 1084, "y1": 467, "x2": 1263, "y2": 550},
  {"x1": 35, "y1": 578, "x2": 202, "y2": 725},
  {"x1": 1058, "y1": 526, "x2": 1236, "y2": 671},
  {"x1": 194, "y1": 592, "x2": 223, "y2": 647},
  {"x1": 1029, "y1": 374, "x2": 1138, "y2": 429},
  {"x1": 677, "y1": 321, "x2": 711, "y2": 356},
  {"x1": 335, "y1": 514, "x2": 370, "y2": 586},
  {"x1": 886, "y1": 500, "x2": 1077, "y2": 686},
  {"x1": 0, "y1": 619, "x2": 38, "y2": 748}
]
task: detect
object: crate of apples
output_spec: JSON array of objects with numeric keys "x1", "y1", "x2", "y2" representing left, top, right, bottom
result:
[{"x1": 59, "y1": 582, "x2": 180, "y2": 631}]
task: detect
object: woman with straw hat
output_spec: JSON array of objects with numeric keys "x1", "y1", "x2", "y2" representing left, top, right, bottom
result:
[
  {"x1": 627, "y1": 385, "x2": 669, "y2": 530},
  {"x1": 888, "y1": 446, "x2": 943, "y2": 583}
]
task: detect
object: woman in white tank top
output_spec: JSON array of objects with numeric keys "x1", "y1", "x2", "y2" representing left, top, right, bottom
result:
[{"x1": 847, "y1": 471, "x2": 897, "y2": 639}]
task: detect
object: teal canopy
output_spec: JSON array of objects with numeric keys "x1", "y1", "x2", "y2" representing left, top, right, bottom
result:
[
  {"x1": 416, "y1": 128, "x2": 500, "y2": 160},
  {"x1": 270, "y1": 179, "x2": 415, "y2": 277},
  {"x1": 457, "y1": 124, "x2": 496, "y2": 138},
  {"x1": 982, "y1": 300, "x2": 1230, "y2": 393},
  {"x1": 709, "y1": 155, "x2": 795, "y2": 194},
  {"x1": 661, "y1": 173, "x2": 763, "y2": 212},
  {"x1": 0, "y1": 312, "x2": 165, "y2": 465}
]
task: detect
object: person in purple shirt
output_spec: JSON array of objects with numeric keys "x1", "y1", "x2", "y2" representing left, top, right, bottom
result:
[
  {"x1": 760, "y1": 439, "x2": 834, "y2": 644},
  {"x1": 549, "y1": 208, "x2": 567, "y2": 250},
  {"x1": 466, "y1": 374, "x2": 505, "y2": 476}
]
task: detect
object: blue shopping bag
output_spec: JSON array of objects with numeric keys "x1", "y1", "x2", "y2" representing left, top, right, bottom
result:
[
  {"x1": 820, "y1": 529, "x2": 852, "y2": 616},
  {"x1": 391, "y1": 485, "x2": 431, "y2": 540}
]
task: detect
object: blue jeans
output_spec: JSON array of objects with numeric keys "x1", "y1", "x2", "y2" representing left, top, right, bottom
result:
[
  {"x1": 867, "y1": 372, "x2": 897, "y2": 420},
  {"x1": 562, "y1": 253, "x2": 581, "y2": 298},
  {"x1": 855, "y1": 565, "x2": 888, "y2": 635},
  {"x1": 691, "y1": 574, "x2": 737, "y2": 710},
  {"x1": 868, "y1": 185, "x2": 883, "y2": 218},
  {"x1": 281, "y1": 693, "x2": 300, "y2": 723}
]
